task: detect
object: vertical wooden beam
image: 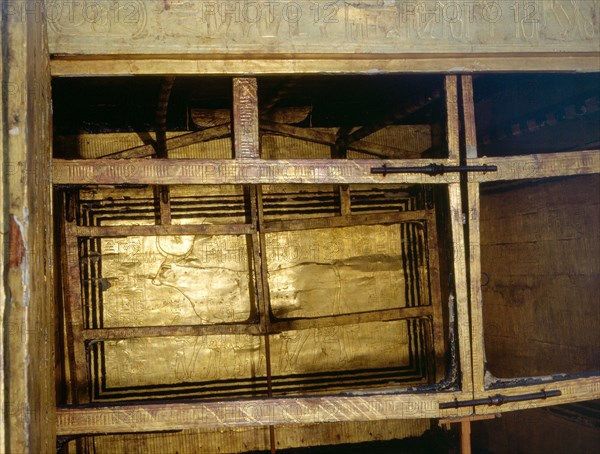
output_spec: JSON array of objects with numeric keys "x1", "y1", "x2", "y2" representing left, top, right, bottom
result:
[
  {"x1": 425, "y1": 215, "x2": 446, "y2": 382},
  {"x1": 62, "y1": 223, "x2": 90, "y2": 404},
  {"x1": 445, "y1": 76, "x2": 461, "y2": 163},
  {"x1": 233, "y1": 78, "x2": 260, "y2": 159},
  {"x1": 461, "y1": 420, "x2": 472, "y2": 454},
  {"x1": 462, "y1": 76, "x2": 486, "y2": 397},
  {"x1": 448, "y1": 183, "x2": 473, "y2": 396},
  {"x1": 2, "y1": 1, "x2": 56, "y2": 451},
  {"x1": 339, "y1": 185, "x2": 352, "y2": 216},
  {"x1": 156, "y1": 76, "x2": 176, "y2": 225}
]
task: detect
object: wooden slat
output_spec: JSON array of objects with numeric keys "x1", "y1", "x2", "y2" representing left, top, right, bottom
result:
[
  {"x1": 62, "y1": 223, "x2": 90, "y2": 403},
  {"x1": 261, "y1": 121, "x2": 418, "y2": 158},
  {"x1": 270, "y1": 306, "x2": 432, "y2": 333},
  {"x1": 52, "y1": 158, "x2": 461, "y2": 185},
  {"x1": 445, "y1": 76, "x2": 460, "y2": 163},
  {"x1": 339, "y1": 185, "x2": 351, "y2": 216},
  {"x1": 233, "y1": 78, "x2": 260, "y2": 159},
  {"x1": 56, "y1": 391, "x2": 474, "y2": 436},
  {"x1": 468, "y1": 150, "x2": 600, "y2": 182},
  {"x1": 424, "y1": 210, "x2": 446, "y2": 383},
  {"x1": 448, "y1": 183, "x2": 474, "y2": 396},
  {"x1": 71, "y1": 223, "x2": 254, "y2": 238},
  {"x1": 50, "y1": 55, "x2": 600, "y2": 77},
  {"x1": 104, "y1": 124, "x2": 231, "y2": 159},
  {"x1": 476, "y1": 376, "x2": 600, "y2": 415},
  {"x1": 83, "y1": 323, "x2": 261, "y2": 340},
  {"x1": 461, "y1": 76, "x2": 486, "y2": 396},
  {"x1": 262, "y1": 210, "x2": 433, "y2": 233}
]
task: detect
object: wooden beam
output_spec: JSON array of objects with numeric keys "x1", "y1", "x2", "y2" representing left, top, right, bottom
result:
[
  {"x1": 271, "y1": 306, "x2": 432, "y2": 333},
  {"x1": 56, "y1": 392, "x2": 473, "y2": 436},
  {"x1": 62, "y1": 223, "x2": 90, "y2": 404},
  {"x1": 233, "y1": 78, "x2": 260, "y2": 159},
  {"x1": 461, "y1": 75, "x2": 487, "y2": 397},
  {"x1": 475, "y1": 376, "x2": 600, "y2": 415},
  {"x1": 262, "y1": 211, "x2": 433, "y2": 233},
  {"x1": 83, "y1": 323, "x2": 261, "y2": 341},
  {"x1": 343, "y1": 90, "x2": 441, "y2": 145},
  {"x1": 445, "y1": 76, "x2": 460, "y2": 163},
  {"x1": 261, "y1": 122, "x2": 418, "y2": 158},
  {"x1": 70, "y1": 223, "x2": 254, "y2": 238},
  {"x1": 50, "y1": 55, "x2": 600, "y2": 77},
  {"x1": 468, "y1": 150, "x2": 600, "y2": 182},
  {"x1": 104, "y1": 124, "x2": 232, "y2": 159},
  {"x1": 52, "y1": 158, "x2": 460, "y2": 185}
]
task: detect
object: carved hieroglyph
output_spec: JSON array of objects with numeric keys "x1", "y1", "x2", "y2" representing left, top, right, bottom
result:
[{"x1": 42, "y1": 0, "x2": 599, "y2": 55}]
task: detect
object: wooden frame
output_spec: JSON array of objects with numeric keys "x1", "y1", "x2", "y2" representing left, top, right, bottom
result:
[{"x1": 51, "y1": 72, "x2": 600, "y2": 440}]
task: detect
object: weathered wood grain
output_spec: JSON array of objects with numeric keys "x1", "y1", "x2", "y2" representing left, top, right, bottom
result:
[{"x1": 52, "y1": 158, "x2": 461, "y2": 185}]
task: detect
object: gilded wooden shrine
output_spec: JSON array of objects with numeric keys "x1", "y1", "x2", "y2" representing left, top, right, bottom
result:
[{"x1": 1, "y1": 1, "x2": 599, "y2": 453}]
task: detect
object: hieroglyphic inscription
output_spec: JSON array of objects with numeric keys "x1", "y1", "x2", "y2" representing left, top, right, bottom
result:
[
  {"x1": 56, "y1": 395, "x2": 445, "y2": 435},
  {"x1": 53, "y1": 158, "x2": 460, "y2": 185},
  {"x1": 233, "y1": 78, "x2": 260, "y2": 159},
  {"x1": 43, "y1": 1, "x2": 599, "y2": 55}
]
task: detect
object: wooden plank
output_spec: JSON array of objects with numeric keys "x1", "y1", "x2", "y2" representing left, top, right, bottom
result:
[
  {"x1": 339, "y1": 185, "x2": 351, "y2": 216},
  {"x1": 475, "y1": 376, "x2": 600, "y2": 415},
  {"x1": 461, "y1": 420, "x2": 472, "y2": 454},
  {"x1": 55, "y1": 392, "x2": 474, "y2": 436},
  {"x1": 271, "y1": 306, "x2": 432, "y2": 333},
  {"x1": 445, "y1": 76, "x2": 460, "y2": 163},
  {"x1": 262, "y1": 210, "x2": 433, "y2": 233},
  {"x1": 468, "y1": 150, "x2": 600, "y2": 182},
  {"x1": 461, "y1": 76, "x2": 486, "y2": 396},
  {"x1": 83, "y1": 323, "x2": 261, "y2": 340},
  {"x1": 233, "y1": 78, "x2": 260, "y2": 159},
  {"x1": 424, "y1": 210, "x2": 446, "y2": 383},
  {"x1": 50, "y1": 55, "x2": 600, "y2": 77},
  {"x1": 448, "y1": 183, "x2": 474, "y2": 396},
  {"x1": 45, "y1": 1, "x2": 600, "y2": 56},
  {"x1": 261, "y1": 122, "x2": 420, "y2": 158},
  {"x1": 71, "y1": 223, "x2": 254, "y2": 238},
  {"x1": 104, "y1": 124, "x2": 232, "y2": 159},
  {"x1": 63, "y1": 223, "x2": 90, "y2": 403},
  {"x1": 53, "y1": 158, "x2": 461, "y2": 185},
  {"x1": 3, "y1": 2, "x2": 56, "y2": 451}
]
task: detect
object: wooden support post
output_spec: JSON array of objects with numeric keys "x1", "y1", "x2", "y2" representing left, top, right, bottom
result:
[
  {"x1": 62, "y1": 221, "x2": 90, "y2": 404},
  {"x1": 461, "y1": 76, "x2": 486, "y2": 397},
  {"x1": 461, "y1": 420, "x2": 472, "y2": 454},
  {"x1": 424, "y1": 211, "x2": 446, "y2": 382},
  {"x1": 233, "y1": 78, "x2": 260, "y2": 159},
  {"x1": 445, "y1": 76, "x2": 460, "y2": 164}
]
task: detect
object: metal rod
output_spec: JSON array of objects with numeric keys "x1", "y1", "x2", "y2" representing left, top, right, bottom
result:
[
  {"x1": 439, "y1": 389, "x2": 561, "y2": 409},
  {"x1": 371, "y1": 163, "x2": 497, "y2": 176}
]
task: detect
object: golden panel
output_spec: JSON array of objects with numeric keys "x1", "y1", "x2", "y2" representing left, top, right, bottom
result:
[
  {"x1": 100, "y1": 234, "x2": 253, "y2": 326},
  {"x1": 266, "y1": 225, "x2": 406, "y2": 318}
]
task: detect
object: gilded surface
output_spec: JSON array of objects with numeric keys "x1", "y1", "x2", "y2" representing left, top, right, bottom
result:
[
  {"x1": 84, "y1": 198, "x2": 421, "y2": 397},
  {"x1": 44, "y1": 0, "x2": 599, "y2": 55}
]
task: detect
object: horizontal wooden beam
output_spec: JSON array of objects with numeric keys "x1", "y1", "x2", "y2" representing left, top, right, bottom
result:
[
  {"x1": 271, "y1": 306, "x2": 432, "y2": 333},
  {"x1": 56, "y1": 392, "x2": 473, "y2": 436},
  {"x1": 53, "y1": 158, "x2": 460, "y2": 185},
  {"x1": 262, "y1": 211, "x2": 431, "y2": 233},
  {"x1": 71, "y1": 223, "x2": 254, "y2": 237},
  {"x1": 475, "y1": 376, "x2": 600, "y2": 415},
  {"x1": 468, "y1": 150, "x2": 600, "y2": 182},
  {"x1": 50, "y1": 55, "x2": 600, "y2": 77},
  {"x1": 84, "y1": 323, "x2": 261, "y2": 340}
]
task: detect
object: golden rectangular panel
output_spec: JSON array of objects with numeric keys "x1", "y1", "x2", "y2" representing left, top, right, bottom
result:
[{"x1": 266, "y1": 224, "x2": 406, "y2": 318}]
